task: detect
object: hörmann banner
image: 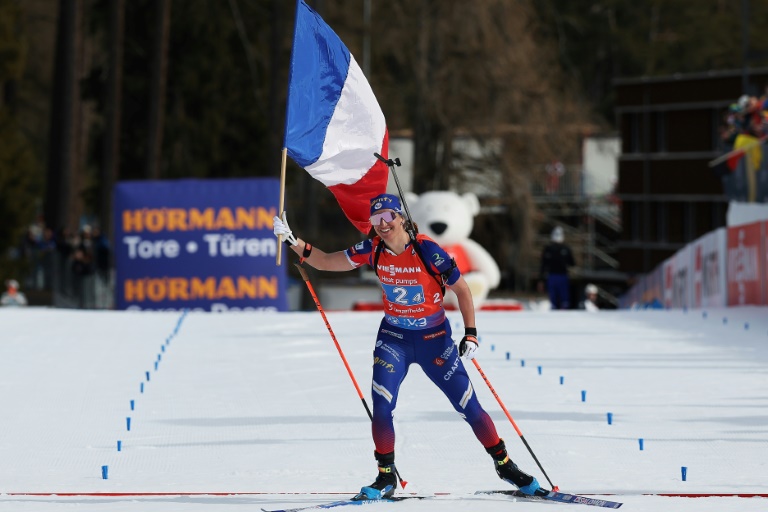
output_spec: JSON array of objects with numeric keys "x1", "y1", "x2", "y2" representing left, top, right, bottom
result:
[{"x1": 114, "y1": 179, "x2": 287, "y2": 312}]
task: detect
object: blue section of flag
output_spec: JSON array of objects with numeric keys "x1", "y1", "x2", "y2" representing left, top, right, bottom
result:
[{"x1": 284, "y1": 0, "x2": 351, "y2": 167}]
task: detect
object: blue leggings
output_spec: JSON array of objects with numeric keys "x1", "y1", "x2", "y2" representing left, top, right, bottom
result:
[
  {"x1": 547, "y1": 273, "x2": 570, "y2": 309},
  {"x1": 370, "y1": 320, "x2": 499, "y2": 454}
]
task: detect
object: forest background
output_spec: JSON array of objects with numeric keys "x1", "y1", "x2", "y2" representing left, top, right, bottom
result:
[{"x1": 1, "y1": 0, "x2": 767, "y2": 289}]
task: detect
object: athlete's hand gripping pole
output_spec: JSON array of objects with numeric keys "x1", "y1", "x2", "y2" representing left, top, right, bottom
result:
[
  {"x1": 459, "y1": 328, "x2": 479, "y2": 359},
  {"x1": 295, "y1": 263, "x2": 408, "y2": 489},
  {"x1": 273, "y1": 212, "x2": 298, "y2": 246},
  {"x1": 276, "y1": 148, "x2": 288, "y2": 265},
  {"x1": 471, "y1": 358, "x2": 558, "y2": 491}
]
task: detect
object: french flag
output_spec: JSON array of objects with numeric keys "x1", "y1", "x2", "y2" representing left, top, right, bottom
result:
[{"x1": 284, "y1": 0, "x2": 389, "y2": 234}]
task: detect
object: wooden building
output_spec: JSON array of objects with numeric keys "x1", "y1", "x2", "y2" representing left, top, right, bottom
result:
[{"x1": 614, "y1": 68, "x2": 768, "y2": 275}]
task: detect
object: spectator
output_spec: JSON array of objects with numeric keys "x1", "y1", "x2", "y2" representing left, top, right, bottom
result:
[
  {"x1": 719, "y1": 105, "x2": 740, "y2": 149},
  {"x1": 582, "y1": 283, "x2": 599, "y2": 312},
  {"x1": 545, "y1": 161, "x2": 565, "y2": 195},
  {"x1": 78, "y1": 224, "x2": 94, "y2": 256},
  {"x1": 71, "y1": 248, "x2": 94, "y2": 309},
  {"x1": 737, "y1": 95, "x2": 764, "y2": 138},
  {"x1": 1, "y1": 279, "x2": 28, "y2": 307},
  {"x1": 539, "y1": 226, "x2": 575, "y2": 310}
]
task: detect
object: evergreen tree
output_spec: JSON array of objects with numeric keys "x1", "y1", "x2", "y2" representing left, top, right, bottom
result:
[{"x1": 0, "y1": 0, "x2": 41, "y2": 281}]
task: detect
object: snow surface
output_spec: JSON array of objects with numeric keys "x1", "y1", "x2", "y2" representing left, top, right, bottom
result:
[{"x1": 0, "y1": 307, "x2": 767, "y2": 511}]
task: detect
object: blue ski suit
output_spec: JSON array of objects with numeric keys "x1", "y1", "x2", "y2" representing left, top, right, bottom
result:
[{"x1": 346, "y1": 234, "x2": 500, "y2": 454}]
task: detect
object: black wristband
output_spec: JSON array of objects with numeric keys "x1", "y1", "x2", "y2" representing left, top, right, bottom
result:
[
  {"x1": 464, "y1": 327, "x2": 477, "y2": 337},
  {"x1": 283, "y1": 239, "x2": 293, "y2": 246},
  {"x1": 300, "y1": 242, "x2": 313, "y2": 264}
]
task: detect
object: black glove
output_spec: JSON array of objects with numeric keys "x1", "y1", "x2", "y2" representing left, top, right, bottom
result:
[{"x1": 459, "y1": 327, "x2": 478, "y2": 359}]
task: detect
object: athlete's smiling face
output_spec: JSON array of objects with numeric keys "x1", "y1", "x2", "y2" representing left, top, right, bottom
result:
[{"x1": 371, "y1": 209, "x2": 402, "y2": 240}]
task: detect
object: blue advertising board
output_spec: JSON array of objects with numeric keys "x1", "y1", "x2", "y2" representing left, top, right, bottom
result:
[{"x1": 113, "y1": 179, "x2": 287, "y2": 312}]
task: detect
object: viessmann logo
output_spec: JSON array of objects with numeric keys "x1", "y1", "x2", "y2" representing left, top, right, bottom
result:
[{"x1": 377, "y1": 264, "x2": 423, "y2": 276}]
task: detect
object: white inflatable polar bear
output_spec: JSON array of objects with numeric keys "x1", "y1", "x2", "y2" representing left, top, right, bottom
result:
[{"x1": 406, "y1": 191, "x2": 501, "y2": 307}]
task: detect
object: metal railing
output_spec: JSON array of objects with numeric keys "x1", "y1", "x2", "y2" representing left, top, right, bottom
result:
[{"x1": 20, "y1": 249, "x2": 114, "y2": 309}]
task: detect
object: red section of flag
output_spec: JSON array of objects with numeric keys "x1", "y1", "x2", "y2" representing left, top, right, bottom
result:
[{"x1": 327, "y1": 132, "x2": 389, "y2": 234}]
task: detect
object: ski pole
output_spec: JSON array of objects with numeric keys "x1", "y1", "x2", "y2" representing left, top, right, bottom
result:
[
  {"x1": 295, "y1": 263, "x2": 408, "y2": 489},
  {"x1": 471, "y1": 358, "x2": 558, "y2": 491},
  {"x1": 373, "y1": 153, "x2": 418, "y2": 243}
]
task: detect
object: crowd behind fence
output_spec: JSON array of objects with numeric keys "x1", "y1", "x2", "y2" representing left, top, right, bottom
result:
[
  {"x1": 720, "y1": 143, "x2": 768, "y2": 203},
  {"x1": 15, "y1": 220, "x2": 114, "y2": 309},
  {"x1": 716, "y1": 90, "x2": 768, "y2": 202}
]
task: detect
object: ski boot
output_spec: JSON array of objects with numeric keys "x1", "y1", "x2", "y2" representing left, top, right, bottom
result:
[
  {"x1": 357, "y1": 451, "x2": 397, "y2": 500},
  {"x1": 486, "y1": 439, "x2": 542, "y2": 496}
]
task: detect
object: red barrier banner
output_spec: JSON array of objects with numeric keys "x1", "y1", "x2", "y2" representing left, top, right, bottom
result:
[
  {"x1": 726, "y1": 222, "x2": 765, "y2": 306},
  {"x1": 663, "y1": 246, "x2": 691, "y2": 309},
  {"x1": 691, "y1": 228, "x2": 727, "y2": 308},
  {"x1": 764, "y1": 221, "x2": 768, "y2": 305}
]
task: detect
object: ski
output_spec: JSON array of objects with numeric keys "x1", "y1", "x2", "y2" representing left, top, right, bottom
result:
[
  {"x1": 264, "y1": 489, "x2": 623, "y2": 511},
  {"x1": 261, "y1": 495, "x2": 420, "y2": 512},
  {"x1": 477, "y1": 489, "x2": 623, "y2": 508}
]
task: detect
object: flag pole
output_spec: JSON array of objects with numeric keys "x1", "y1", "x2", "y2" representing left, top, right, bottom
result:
[
  {"x1": 276, "y1": 147, "x2": 288, "y2": 265},
  {"x1": 707, "y1": 135, "x2": 766, "y2": 167},
  {"x1": 277, "y1": 0, "x2": 302, "y2": 266}
]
